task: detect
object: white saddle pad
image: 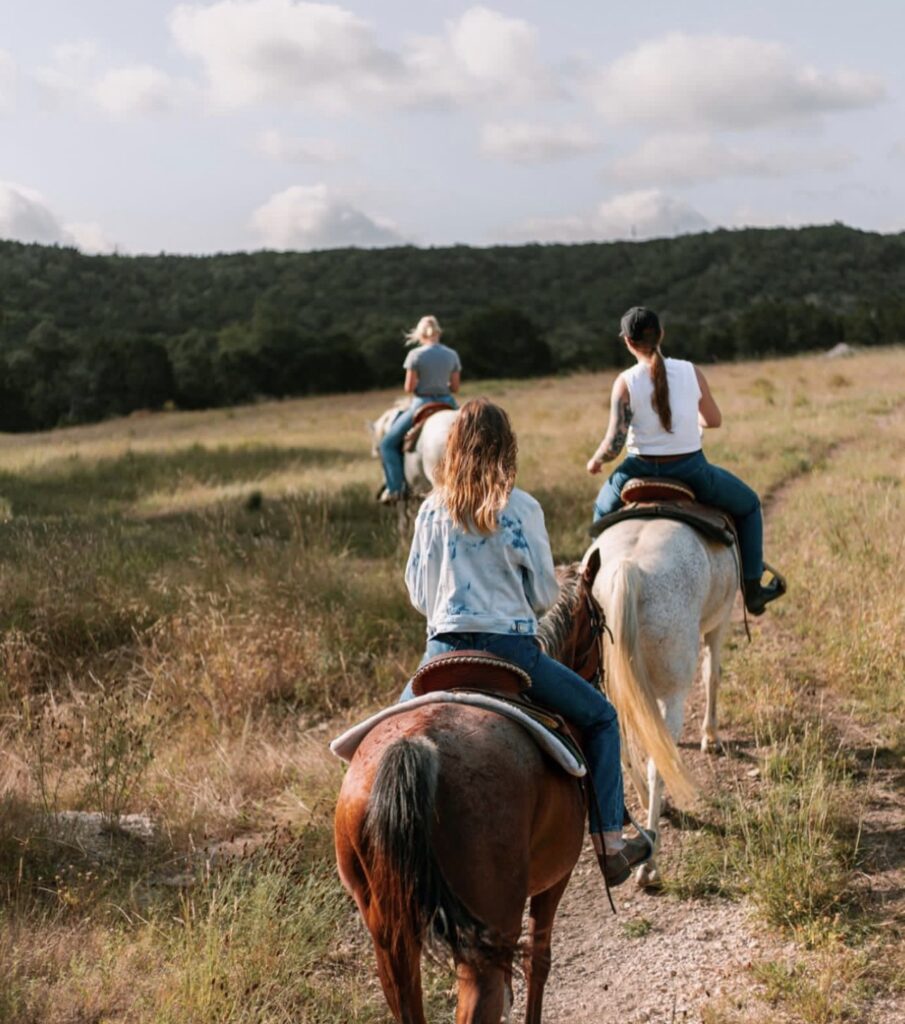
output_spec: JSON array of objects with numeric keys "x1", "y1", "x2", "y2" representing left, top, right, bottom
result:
[{"x1": 330, "y1": 690, "x2": 586, "y2": 777}]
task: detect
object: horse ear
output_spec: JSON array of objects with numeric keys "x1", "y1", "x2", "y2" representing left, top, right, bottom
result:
[{"x1": 582, "y1": 547, "x2": 601, "y2": 588}]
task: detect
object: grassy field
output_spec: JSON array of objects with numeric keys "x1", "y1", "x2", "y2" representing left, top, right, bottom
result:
[{"x1": 0, "y1": 348, "x2": 902, "y2": 1022}]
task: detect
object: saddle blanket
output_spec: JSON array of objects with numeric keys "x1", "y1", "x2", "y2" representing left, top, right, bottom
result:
[{"x1": 330, "y1": 691, "x2": 586, "y2": 777}]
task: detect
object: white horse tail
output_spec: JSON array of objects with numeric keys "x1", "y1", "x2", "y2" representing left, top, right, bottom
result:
[{"x1": 605, "y1": 560, "x2": 698, "y2": 810}]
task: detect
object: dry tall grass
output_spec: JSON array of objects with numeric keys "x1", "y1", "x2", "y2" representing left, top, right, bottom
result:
[{"x1": 0, "y1": 347, "x2": 902, "y2": 1022}]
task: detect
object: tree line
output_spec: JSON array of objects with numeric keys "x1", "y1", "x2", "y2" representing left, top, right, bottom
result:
[{"x1": 0, "y1": 223, "x2": 903, "y2": 432}]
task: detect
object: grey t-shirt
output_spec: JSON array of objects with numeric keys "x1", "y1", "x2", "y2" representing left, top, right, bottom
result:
[{"x1": 403, "y1": 343, "x2": 461, "y2": 397}]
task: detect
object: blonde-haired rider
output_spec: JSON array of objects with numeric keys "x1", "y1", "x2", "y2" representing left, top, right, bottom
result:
[
  {"x1": 378, "y1": 315, "x2": 461, "y2": 503},
  {"x1": 401, "y1": 398, "x2": 653, "y2": 884}
]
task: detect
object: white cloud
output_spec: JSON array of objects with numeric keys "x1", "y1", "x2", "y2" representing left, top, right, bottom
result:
[
  {"x1": 605, "y1": 134, "x2": 854, "y2": 186},
  {"x1": 480, "y1": 121, "x2": 597, "y2": 163},
  {"x1": 64, "y1": 221, "x2": 117, "y2": 254},
  {"x1": 255, "y1": 128, "x2": 349, "y2": 163},
  {"x1": 169, "y1": 1, "x2": 556, "y2": 111},
  {"x1": 890, "y1": 139, "x2": 905, "y2": 161},
  {"x1": 405, "y1": 6, "x2": 556, "y2": 107},
  {"x1": 250, "y1": 184, "x2": 404, "y2": 250},
  {"x1": 91, "y1": 65, "x2": 178, "y2": 116},
  {"x1": 0, "y1": 182, "x2": 116, "y2": 252},
  {"x1": 590, "y1": 33, "x2": 884, "y2": 130},
  {"x1": 0, "y1": 182, "x2": 70, "y2": 245},
  {"x1": 169, "y1": 0, "x2": 401, "y2": 110},
  {"x1": 506, "y1": 189, "x2": 709, "y2": 244}
]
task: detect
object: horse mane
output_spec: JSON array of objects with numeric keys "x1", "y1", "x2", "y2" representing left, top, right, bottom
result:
[{"x1": 537, "y1": 563, "x2": 582, "y2": 660}]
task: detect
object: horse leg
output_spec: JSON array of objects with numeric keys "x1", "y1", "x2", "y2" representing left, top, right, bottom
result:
[
  {"x1": 371, "y1": 937, "x2": 427, "y2": 1024},
  {"x1": 637, "y1": 694, "x2": 686, "y2": 888},
  {"x1": 636, "y1": 755, "x2": 664, "y2": 889},
  {"x1": 454, "y1": 960, "x2": 508, "y2": 1024},
  {"x1": 700, "y1": 621, "x2": 730, "y2": 754},
  {"x1": 523, "y1": 875, "x2": 571, "y2": 1024}
]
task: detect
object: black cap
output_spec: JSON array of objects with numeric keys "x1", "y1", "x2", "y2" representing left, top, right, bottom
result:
[{"x1": 620, "y1": 306, "x2": 661, "y2": 342}]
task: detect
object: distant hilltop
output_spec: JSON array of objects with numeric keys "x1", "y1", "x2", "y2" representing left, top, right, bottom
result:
[{"x1": 0, "y1": 224, "x2": 902, "y2": 432}]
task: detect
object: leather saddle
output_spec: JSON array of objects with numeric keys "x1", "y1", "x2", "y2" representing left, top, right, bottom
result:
[
  {"x1": 588, "y1": 476, "x2": 737, "y2": 547},
  {"x1": 410, "y1": 650, "x2": 583, "y2": 752},
  {"x1": 403, "y1": 402, "x2": 453, "y2": 452},
  {"x1": 411, "y1": 650, "x2": 530, "y2": 698}
]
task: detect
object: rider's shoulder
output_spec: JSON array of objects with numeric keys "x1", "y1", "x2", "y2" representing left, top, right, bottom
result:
[{"x1": 506, "y1": 487, "x2": 544, "y2": 518}]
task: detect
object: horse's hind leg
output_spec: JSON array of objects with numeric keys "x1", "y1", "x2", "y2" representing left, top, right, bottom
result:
[
  {"x1": 524, "y1": 875, "x2": 571, "y2": 1024},
  {"x1": 637, "y1": 694, "x2": 686, "y2": 888},
  {"x1": 454, "y1": 960, "x2": 509, "y2": 1024},
  {"x1": 701, "y1": 621, "x2": 730, "y2": 754},
  {"x1": 372, "y1": 940, "x2": 427, "y2": 1024}
]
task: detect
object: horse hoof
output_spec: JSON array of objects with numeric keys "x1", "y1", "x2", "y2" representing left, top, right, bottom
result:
[
  {"x1": 635, "y1": 862, "x2": 661, "y2": 889},
  {"x1": 700, "y1": 735, "x2": 722, "y2": 755}
]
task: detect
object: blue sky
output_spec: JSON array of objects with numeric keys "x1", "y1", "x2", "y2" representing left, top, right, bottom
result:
[{"x1": 1, "y1": 0, "x2": 903, "y2": 254}]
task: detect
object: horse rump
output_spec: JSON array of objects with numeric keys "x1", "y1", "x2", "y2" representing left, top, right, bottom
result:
[{"x1": 362, "y1": 734, "x2": 513, "y2": 969}]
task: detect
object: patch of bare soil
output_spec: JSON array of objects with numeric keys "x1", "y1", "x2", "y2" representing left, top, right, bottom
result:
[{"x1": 509, "y1": 708, "x2": 791, "y2": 1024}]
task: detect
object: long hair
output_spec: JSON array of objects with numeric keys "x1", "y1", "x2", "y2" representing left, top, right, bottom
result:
[
  {"x1": 648, "y1": 346, "x2": 672, "y2": 433},
  {"x1": 622, "y1": 307, "x2": 672, "y2": 433},
  {"x1": 434, "y1": 399, "x2": 517, "y2": 535},
  {"x1": 405, "y1": 314, "x2": 442, "y2": 347}
]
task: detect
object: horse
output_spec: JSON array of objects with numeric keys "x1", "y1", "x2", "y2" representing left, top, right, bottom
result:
[
  {"x1": 370, "y1": 400, "x2": 459, "y2": 536},
  {"x1": 334, "y1": 566, "x2": 599, "y2": 1024},
  {"x1": 585, "y1": 517, "x2": 738, "y2": 886}
]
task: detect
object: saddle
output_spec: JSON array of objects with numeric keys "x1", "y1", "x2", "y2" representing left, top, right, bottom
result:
[
  {"x1": 410, "y1": 650, "x2": 586, "y2": 765},
  {"x1": 588, "y1": 476, "x2": 737, "y2": 547},
  {"x1": 402, "y1": 402, "x2": 452, "y2": 452}
]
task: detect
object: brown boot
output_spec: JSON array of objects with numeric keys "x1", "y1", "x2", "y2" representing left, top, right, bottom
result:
[{"x1": 599, "y1": 831, "x2": 654, "y2": 887}]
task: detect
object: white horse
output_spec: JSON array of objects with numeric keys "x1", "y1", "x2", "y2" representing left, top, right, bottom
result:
[
  {"x1": 585, "y1": 517, "x2": 738, "y2": 886},
  {"x1": 370, "y1": 400, "x2": 458, "y2": 533}
]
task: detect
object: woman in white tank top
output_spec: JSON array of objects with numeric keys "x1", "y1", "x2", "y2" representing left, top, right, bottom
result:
[{"x1": 587, "y1": 307, "x2": 785, "y2": 616}]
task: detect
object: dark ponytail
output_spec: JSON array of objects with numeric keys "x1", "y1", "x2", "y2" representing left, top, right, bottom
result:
[
  {"x1": 619, "y1": 307, "x2": 672, "y2": 432},
  {"x1": 649, "y1": 346, "x2": 672, "y2": 432}
]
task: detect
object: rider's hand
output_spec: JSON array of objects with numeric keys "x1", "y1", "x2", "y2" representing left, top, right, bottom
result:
[{"x1": 587, "y1": 456, "x2": 604, "y2": 475}]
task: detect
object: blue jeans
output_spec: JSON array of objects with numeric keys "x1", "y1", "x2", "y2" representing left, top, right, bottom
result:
[
  {"x1": 399, "y1": 632, "x2": 623, "y2": 834},
  {"x1": 593, "y1": 451, "x2": 763, "y2": 580},
  {"x1": 379, "y1": 394, "x2": 458, "y2": 496}
]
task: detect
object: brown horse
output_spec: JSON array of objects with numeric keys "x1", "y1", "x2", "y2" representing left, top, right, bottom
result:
[{"x1": 334, "y1": 563, "x2": 601, "y2": 1024}]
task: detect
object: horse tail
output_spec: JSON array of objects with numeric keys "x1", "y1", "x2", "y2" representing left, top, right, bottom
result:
[
  {"x1": 606, "y1": 561, "x2": 698, "y2": 810},
  {"x1": 362, "y1": 735, "x2": 507, "y2": 968}
]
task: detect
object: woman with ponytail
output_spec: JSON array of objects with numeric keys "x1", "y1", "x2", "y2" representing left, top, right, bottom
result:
[{"x1": 587, "y1": 307, "x2": 784, "y2": 616}]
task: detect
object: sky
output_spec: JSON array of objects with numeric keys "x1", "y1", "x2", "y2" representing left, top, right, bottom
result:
[{"x1": 1, "y1": 0, "x2": 903, "y2": 255}]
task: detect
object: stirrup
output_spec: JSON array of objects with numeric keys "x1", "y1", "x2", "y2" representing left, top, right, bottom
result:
[{"x1": 745, "y1": 563, "x2": 787, "y2": 615}]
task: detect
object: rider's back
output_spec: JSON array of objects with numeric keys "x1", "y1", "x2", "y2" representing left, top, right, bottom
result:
[{"x1": 622, "y1": 357, "x2": 700, "y2": 456}]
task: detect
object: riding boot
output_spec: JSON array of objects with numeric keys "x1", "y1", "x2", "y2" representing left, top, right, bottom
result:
[{"x1": 743, "y1": 575, "x2": 786, "y2": 615}]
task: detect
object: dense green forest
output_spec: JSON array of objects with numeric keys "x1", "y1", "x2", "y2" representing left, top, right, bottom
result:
[{"x1": 1, "y1": 223, "x2": 903, "y2": 431}]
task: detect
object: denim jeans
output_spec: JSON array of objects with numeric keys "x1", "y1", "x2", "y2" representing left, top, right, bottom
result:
[
  {"x1": 399, "y1": 632, "x2": 623, "y2": 834},
  {"x1": 592, "y1": 451, "x2": 764, "y2": 580},
  {"x1": 379, "y1": 394, "x2": 458, "y2": 496}
]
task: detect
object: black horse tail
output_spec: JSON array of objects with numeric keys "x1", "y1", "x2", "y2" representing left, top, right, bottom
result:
[{"x1": 362, "y1": 735, "x2": 510, "y2": 967}]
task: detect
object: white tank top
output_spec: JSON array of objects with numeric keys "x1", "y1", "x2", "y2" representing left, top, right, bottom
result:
[{"x1": 622, "y1": 357, "x2": 702, "y2": 456}]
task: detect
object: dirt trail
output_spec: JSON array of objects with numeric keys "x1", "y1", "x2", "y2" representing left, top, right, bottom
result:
[{"x1": 509, "y1": 405, "x2": 905, "y2": 1024}]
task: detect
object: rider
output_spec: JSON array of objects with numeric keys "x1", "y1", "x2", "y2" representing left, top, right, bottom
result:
[
  {"x1": 378, "y1": 314, "x2": 461, "y2": 504},
  {"x1": 587, "y1": 306, "x2": 785, "y2": 616},
  {"x1": 401, "y1": 397, "x2": 652, "y2": 885}
]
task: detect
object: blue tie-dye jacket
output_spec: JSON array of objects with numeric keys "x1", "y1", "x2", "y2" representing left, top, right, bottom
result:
[{"x1": 405, "y1": 488, "x2": 561, "y2": 638}]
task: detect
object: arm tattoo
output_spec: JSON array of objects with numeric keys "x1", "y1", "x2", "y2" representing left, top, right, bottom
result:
[{"x1": 596, "y1": 394, "x2": 632, "y2": 462}]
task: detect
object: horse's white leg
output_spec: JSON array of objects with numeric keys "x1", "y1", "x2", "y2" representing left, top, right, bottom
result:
[
  {"x1": 637, "y1": 695, "x2": 686, "y2": 888},
  {"x1": 700, "y1": 623, "x2": 729, "y2": 754}
]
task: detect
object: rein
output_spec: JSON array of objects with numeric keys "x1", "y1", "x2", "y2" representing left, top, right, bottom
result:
[{"x1": 574, "y1": 548, "x2": 611, "y2": 692}]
